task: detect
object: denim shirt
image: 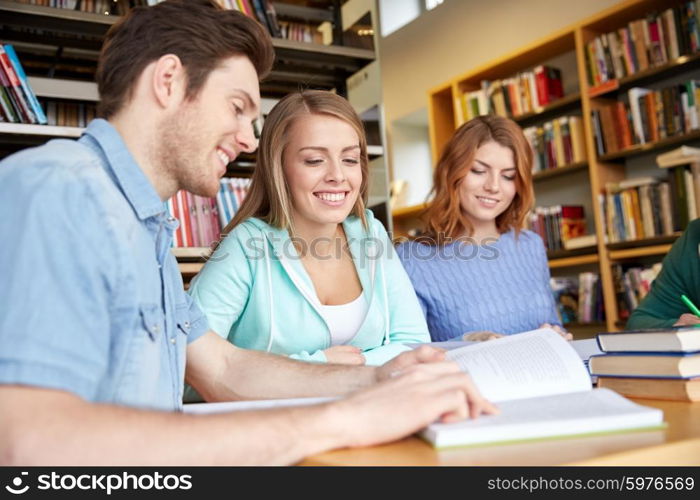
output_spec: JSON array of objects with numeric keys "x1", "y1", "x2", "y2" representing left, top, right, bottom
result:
[{"x1": 0, "y1": 119, "x2": 209, "y2": 411}]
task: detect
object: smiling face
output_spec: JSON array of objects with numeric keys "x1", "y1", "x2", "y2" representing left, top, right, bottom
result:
[
  {"x1": 160, "y1": 55, "x2": 261, "y2": 198},
  {"x1": 458, "y1": 140, "x2": 518, "y2": 237},
  {"x1": 282, "y1": 113, "x2": 363, "y2": 234}
]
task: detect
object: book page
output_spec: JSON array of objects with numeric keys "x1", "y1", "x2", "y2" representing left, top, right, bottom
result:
[
  {"x1": 447, "y1": 328, "x2": 592, "y2": 402},
  {"x1": 182, "y1": 396, "x2": 336, "y2": 415}
]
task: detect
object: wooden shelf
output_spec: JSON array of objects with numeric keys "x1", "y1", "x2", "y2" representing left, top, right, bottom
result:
[
  {"x1": 598, "y1": 130, "x2": 700, "y2": 162},
  {"x1": 548, "y1": 253, "x2": 599, "y2": 269},
  {"x1": 0, "y1": 122, "x2": 83, "y2": 137},
  {"x1": 392, "y1": 203, "x2": 427, "y2": 218},
  {"x1": 588, "y1": 53, "x2": 700, "y2": 99},
  {"x1": 532, "y1": 161, "x2": 588, "y2": 181},
  {"x1": 513, "y1": 93, "x2": 582, "y2": 127},
  {"x1": 608, "y1": 244, "x2": 673, "y2": 261},
  {"x1": 178, "y1": 262, "x2": 204, "y2": 275}
]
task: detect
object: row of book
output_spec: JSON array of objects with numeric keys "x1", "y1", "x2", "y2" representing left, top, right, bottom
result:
[
  {"x1": 612, "y1": 262, "x2": 663, "y2": 322},
  {"x1": 39, "y1": 99, "x2": 97, "y2": 128},
  {"x1": 602, "y1": 166, "x2": 700, "y2": 244},
  {"x1": 592, "y1": 81, "x2": 698, "y2": 155},
  {"x1": 591, "y1": 81, "x2": 700, "y2": 155},
  {"x1": 0, "y1": 44, "x2": 47, "y2": 125},
  {"x1": 12, "y1": 0, "x2": 149, "y2": 15},
  {"x1": 592, "y1": 328, "x2": 700, "y2": 402},
  {"x1": 218, "y1": 0, "x2": 326, "y2": 44},
  {"x1": 550, "y1": 272, "x2": 605, "y2": 326},
  {"x1": 523, "y1": 115, "x2": 587, "y2": 174},
  {"x1": 166, "y1": 178, "x2": 251, "y2": 249},
  {"x1": 529, "y1": 205, "x2": 587, "y2": 253},
  {"x1": 459, "y1": 65, "x2": 565, "y2": 121},
  {"x1": 585, "y1": 2, "x2": 700, "y2": 89}
]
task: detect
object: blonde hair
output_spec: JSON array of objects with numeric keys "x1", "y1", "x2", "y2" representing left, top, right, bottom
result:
[
  {"x1": 223, "y1": 90, "x2": 369, "y2": 235},
  {"x1": 422, "y1": 115, "x2": 534, "y2": 244}
]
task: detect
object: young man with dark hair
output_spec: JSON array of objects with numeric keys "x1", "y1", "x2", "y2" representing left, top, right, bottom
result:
[{"x1": 0, "y1": 0, "x2": 494, "y2": 465}]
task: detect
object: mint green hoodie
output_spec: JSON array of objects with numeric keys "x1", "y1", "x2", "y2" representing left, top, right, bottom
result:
[{"x1": 188, "y1": 210, "x2": 429, "y2": 365}]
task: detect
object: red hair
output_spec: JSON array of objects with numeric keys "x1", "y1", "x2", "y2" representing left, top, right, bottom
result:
[{"x1": 422, "y1": 115, "x2": 534, "y2": 244}]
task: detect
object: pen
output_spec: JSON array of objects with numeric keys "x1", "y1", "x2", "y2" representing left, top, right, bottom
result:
[{"x1": 680, "y1": 294, "x2": 700, "y2": 317}]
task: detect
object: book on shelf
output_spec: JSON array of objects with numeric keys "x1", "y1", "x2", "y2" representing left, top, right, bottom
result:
[
  {"x1": 420, "y1": 329, "x2": 663, "y2": 448},
  {"x1": 589, "y1": 351, "x2": 700, "y2": 379},
  {"x1": 656, "y1": 145, "x2": 700, "y2": 167},
  {"x1": 529, "y1": 205, "x2": 586, "y2": 252},
  {"x1": 166, "y1": 177, "x2": 251, "y2": 249},
  {"x1": 597, "y1": 376, "x2": 700, "y2": 402},
  {"x1": 0, "y1": 44, "x2": 38, "y2": 124},
  {"x1": 596, "y1": 326, "x2": 700, "y2": 353},
  {"x1": 525, "y1": 115, "x2": 587, "y2": 173},
  {"x1": 586, "y1": 2, "x2": 700, "y2": 91},
  {"x1": 612, "y1": 263, "x2": 663, "y2": 322},
  {"x1": 602, "y1": 167, "x2": 697, "y2": 243}
]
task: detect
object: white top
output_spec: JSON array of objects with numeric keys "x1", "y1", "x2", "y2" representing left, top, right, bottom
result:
[{"x1": 318, "y1": 293, "x2": 369, "y2": 346}]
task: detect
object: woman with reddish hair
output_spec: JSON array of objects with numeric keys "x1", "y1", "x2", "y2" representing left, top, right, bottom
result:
[{"x1": 396, "y1": 115, "x2": 570, "y2": 342}]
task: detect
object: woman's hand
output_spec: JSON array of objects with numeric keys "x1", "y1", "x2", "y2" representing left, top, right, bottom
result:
[
  {"x1": 673, "y1": 313, "x2": 700, "y2": 327},
  {"x1": 323, "y1": 345, "x2": 366, "y2": 365},
  {"x1": 540, "y1": 323, "x2": 573, "y2": 341},
  {"x1": 462, "y1": 331, "x2": 505, "y2": 342}
]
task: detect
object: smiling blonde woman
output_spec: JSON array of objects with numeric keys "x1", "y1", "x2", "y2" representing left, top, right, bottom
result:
[{"x1": 188, "y1": 90, "x2": 429, "y2": 368}]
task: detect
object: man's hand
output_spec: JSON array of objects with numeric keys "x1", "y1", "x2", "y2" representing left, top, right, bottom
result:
[
  {"x1": 323, "y1": 345, "x2": 365, "y2": 365},
  {"x1": 462, "y1": 331, "x2": 504, "y2": 342},
  {"x1": 673, "y1": 313, "x2": 700, "y2": 326},
  {"x1": 327, "y1": 362, "x2": 499, "y2": 449},
  {"x1": 540, "y1": 323, "x2": 573, "y2": 341},
  {"x1": 375, "y1": 345, "x2": 446, "y2": 383}
]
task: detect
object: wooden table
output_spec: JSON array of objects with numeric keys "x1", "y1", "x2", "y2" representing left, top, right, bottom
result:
[{"x1": 300, "y1": 400, "x2": 700, "y2": 466}]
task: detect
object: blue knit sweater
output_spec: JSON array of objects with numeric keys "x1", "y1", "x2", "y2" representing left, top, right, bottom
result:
[{"x1": 396, "y1": 229, "x2": 560, "y2": 342}]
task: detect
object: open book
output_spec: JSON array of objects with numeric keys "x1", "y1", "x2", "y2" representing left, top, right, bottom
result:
[{"x1": 420, "y1": 328, "x2": 663, "y2": 448}]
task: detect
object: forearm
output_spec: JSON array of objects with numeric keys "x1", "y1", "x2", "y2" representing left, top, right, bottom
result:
[
  {"x1": 0, "y1": 386, "x2": 342, "y2": 466},
  {"x1": 187, "y1": 335, "x2": 378, "y2": 402}
]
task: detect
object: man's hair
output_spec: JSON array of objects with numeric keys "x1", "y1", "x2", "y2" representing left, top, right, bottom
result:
[
  {"x1": 96, "y1": 0, "x2": 274, "y2": 118},
  {"x1": 422, "y1": 115, "x2": 534, "y2": 244}
]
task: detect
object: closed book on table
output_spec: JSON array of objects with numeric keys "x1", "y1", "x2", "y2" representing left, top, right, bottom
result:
[
  {"x1": 597, "y1": 376, "x2": 700, "y2": 402},
  {"x1": 589, "y1": 351, "x2": 700, "y2": 378},
  {"x1": 596, "y1": 326, "x2": 700, "y2": 353}
]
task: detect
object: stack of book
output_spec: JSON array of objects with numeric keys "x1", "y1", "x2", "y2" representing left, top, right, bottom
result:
[
  {"x1": 529, "y1": 204, "x2": 587, "y2": 252},
  {"x1": 166, "y1": 177, "x2": 251, "y2": 249},
  {"x1": 40, "y1": 99, "x2": 97, "y2": 128},
  {"x1": 612, "y1": 263, "x2": 663, "y2": 322},
  {"x1": 459, "y1": 65, "x2": 564, "y2": 121},
  {"x1": 523, "y1": 115, "x2": 587, "y2": 174},
  {"x1": 0, "y1": 44, "x2": 46, "y2": 125},
  {"x1": 219, "y1": 0, "x2": 328, "y2": 44},
  {"x1": 590, "y1": 327, "x2": 700, "y2": 402},
  {"x1": 585, "y1": 2, "x2": 700, "y2": 90},
  {"x1": 590, "y1": 80, "x2": 700, "y2": 156}
]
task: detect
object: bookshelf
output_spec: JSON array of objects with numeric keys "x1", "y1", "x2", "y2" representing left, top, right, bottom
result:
[
  {"x1": 409, "y1": 0, "x2": 698, "y2": 332},
  {"x1": 0, "y1": 0, "x2": 385, "y2": 279}
]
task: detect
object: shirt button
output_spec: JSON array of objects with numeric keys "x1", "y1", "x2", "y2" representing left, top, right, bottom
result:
[
  {"x1": 184, "y1": 321, "x2": 190, "y2": 328},
  {"x1": 167, "y1": 216, "x2": 176, "y2": 223},
  {"x1": 170, "y1": 337, "x2": 176, "y2": 345},
  {"x1": 153, "y1": 325, "x2": 160, "y2": 332}
]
